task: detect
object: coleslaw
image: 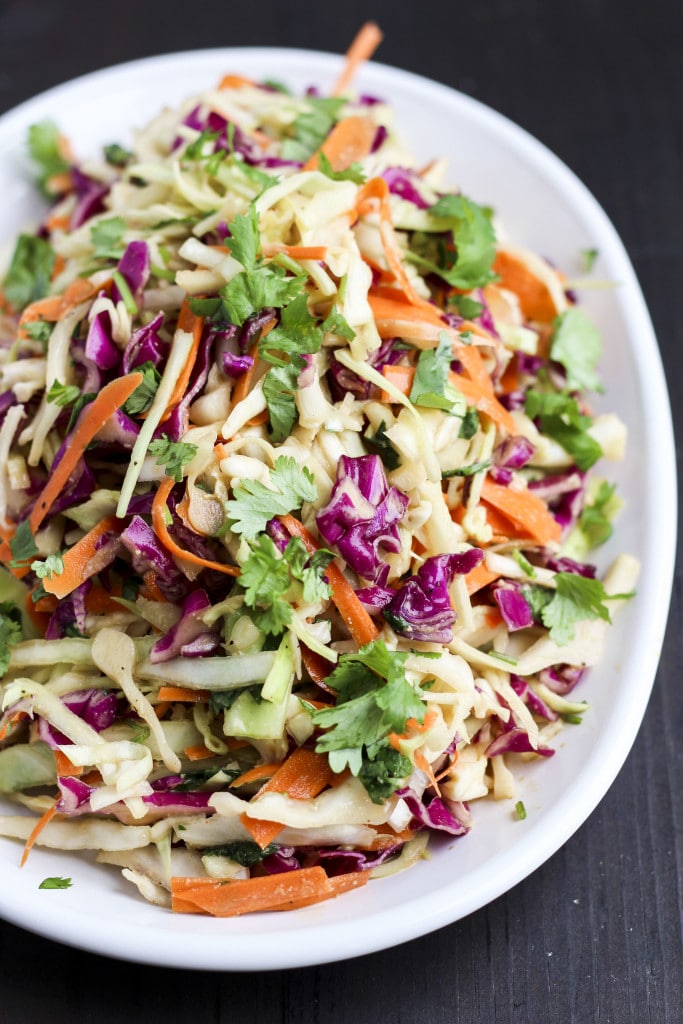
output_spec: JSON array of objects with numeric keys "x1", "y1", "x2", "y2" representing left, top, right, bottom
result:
[{"x1": 0, "y1": 28, "x2": 638, "y2": 916}]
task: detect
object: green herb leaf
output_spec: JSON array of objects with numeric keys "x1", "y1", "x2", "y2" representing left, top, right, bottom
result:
[
  {"x1": 458, "y1": 407, "x2": 480, "y2": 439},
  {"x1": 410, "y1": 331, "x2": 465, "y2": 414},
  {"x1": 317, "y1": 151, "x2": 366, "y2": 184},
  {"x1": 30, "y1": 554, "x2": 64, "y2": 580},
  {"x1": 442, "y1": 458, "x2": 492, "y2": 478},
  {"x1": 104, "y1": 142, "x2": 133, "y2": 167},
  {"x1": 261, "y1": 364, "x2": 299, "y2": 443},
  {"x1": 90, "y1": 216, "x2": 127, "y2": 260},
  {"x1": 0, "y1": 602, "x2": 23, "y2": 678},
  {"x1": 549, "y1": 307, "x2": 603, "y2": 393},
  {"x1": 47, "y1": 379, "x2": 80, "y2": 409},
  {"x1": 281, "y1": 97, "x2": 345, "y2": 162},
  {"x1": 580, "y1": 247, "x2": 599, "y2": 272},
  {"x1": 524, "y1": 389, "x2": 603, "y2": 471},
  {"x1": 364, "y1": 420, "x2": 401, "y2": 471},
  {"x1": 237, "y1": 534, "x2": 330, "y2": 636},
  {"x1": 148, "y1": 435, "x2": 198, "y2": 482},
  {"x1": 515, "y1": 800, "x2": 527, "y2": 820},
  {"x1": 576, "y1": 480, "x2": 618, "y2": 548},
  {"x1": 448, "y1": 293, "x2": 484, "y2": 319},
  {"x1": 38, "y1": 876, "x2": 73, "y2": 889},
  {"x1": 23, "y1": 320, "x2": 53, "y2": 343},
  {"x1": 222, "y1": 265, "x2": 306, "y2": 327},
  {"x1": 358, "y1": 745, "x2": 413, "y2": 803},
  {"x1": 202, "y1": 841, "x2": 279, "y2": 866},
  {"x1": 28, "y1": 121, "x2": 70, "y2": 197},
  {"x1": 8, "y1": 521, "x2": 38, "y2": 568},
  {"x1": 540, "y1": 572, "x2": 613, "y2": 645},
  {"x1": 412, "y1": 193, "x2": 497, "y2": 290},
  {"x1": 123, "y1": 361, "x2": 161, "y2": 416},
  {"x1": 226, "y1": 456, "x2": 317, "y2": 541},
  {"x1": 2, "y1": 235, "x2": 55, "y2": 310},
  {"x1": 224, "y1": 205, "x2": 261, "y2": 272}
]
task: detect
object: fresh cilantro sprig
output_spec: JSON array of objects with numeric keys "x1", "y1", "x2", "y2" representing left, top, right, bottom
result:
[
  {"x1": 90, "y1": 217, "x2": 126, "y2": 261},
  {"x1": 407, "y1": 194, "x2": 497, "y2": 290},
  {"x1": 8, "y1": 521, "x2": 39, "y2": 570},
  {"x1": 281, "y1": 97, "x2": 346, "y2": 162},
  {"x1": 2, "y1": 235, "x2": 55, "y2": 310},
  {"x1": 0, "y1": 602, "x2": 23, "y2": 678},
  {"x1": 47, "y1": 379, "x2": 81, "y2": 409},
  {"x1": 549, "y1": 307, "x2": 603, "y2": 393},
  {"x1": 148, "y1": 435, "x2": 198, "y2": 482},
  {"x1": 576, "y1": 480, "x2": 618, "y2": 548},
  {"x1": 523, "y1": 572, "x2": 630, "y2": 645},
  {"x1": 123, "y1": 361, "x2": 161, "y2": 416},
  {"x1": 317, "y1": 151, "x2": 366, "y2": 184},
  {"x1": 225, "y1": 456, "x2": 317, "y2": 541},
  {"x1": 524, "y1": 389, "x2": 603, "y2": 471},
  {"x1": 238, "y1": 534, "x2": 333, "y2": 635},
  {"x1": 23, "y1": 320, "x2": 53, "y2": 344},
  {"x1": 27, "y1": 120, "x2": 70, "y2": 197},
  {"x1": 311, "y1": 641, "x2": 428, "y2": 800},
  {"x1": 30, "y1": 554, "x2": 64, "y2": 580},
  {"x1": 104, "y1": 142, "x2": 133, "y2": 167},
  {"x1": 409, "y1": 331, "x2": 466, "y2": 414}
]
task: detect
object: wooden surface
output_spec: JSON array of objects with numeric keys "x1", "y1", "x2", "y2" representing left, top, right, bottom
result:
[{"x1": 0, "y1": 1, "x2": 681, "y2": 1020}]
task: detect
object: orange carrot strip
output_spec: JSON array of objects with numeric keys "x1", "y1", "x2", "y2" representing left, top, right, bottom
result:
[
  {"x1": 492, "y1": 250, "x2": 559, "y2": 323},
  {"x1": 183, "y1": 744, "x2": 216, "y2": 762},
  {"x1": 0, "y1": 710, "x2": 28, "y2": 743},
  {"x1": 464, "y1": 560, "x2": 502, "y2": 596},
  {"x1": 43, "y1": 516, "x2": 124, "y2": 599},
  {"x1": 332, "y1": 22, "x2": 383, "y2": 96},
  {"x1": 54, "y1": 749, "x2": 83, "y2": 777},
  {"x1": 27, "y1": 374, "x2": 142, "y2": 536},
  {"x1": 413, "y1": 748, "x2": 441, "y2": 796},
  {"x1": 151, "y1": 476, "x2": 240, "y2": 578},
  {"x1": 45, "y1": 213, "x2": 70, "y2": 233},
  {"x1": 229, "y1": 763, "x2": 281, "y2": 788},
  {"x1": 156, "y1": 685, "x2": 210, "y2": 703},
  {"x1": 278, "y1": 514, "x2": 379, "y2": 647},
  {"x1": 20, "y1": 802, "x2": 58, "y2": 867},
  {"x1": 300, "y1": 645, "x2": 335, "y2": 692},
  {"x1": 141, "y1": 570, "x2": 167, "y2": 603},
  {"x1": 271, "y1": 869, "x2": 369, "y2": 911},
  {"x1": 18, "y1": 277, "x2": 101, "y2": 335},
  {"x1": 303, "y1": 115, "x2": 377, "y2": 173},
  {"x1": 159, "y1": 300, "x2": 204, "y2": 423},
  {"x1": 381, "y1": 363, "x2": 415, "y2": 400},
  {"x1": 262, "y1": 244, "x2": 328, "y2": 261},
  {"x1": 448, "y1": 371, "x2": 517, "y2": 434},
  {"x1": 154, "y1": 702, "x2": 171, "y2": 720},
  {"x1": 170, "y1": 866, "x2": 331, "y2": 916},
  {"x1": 479, "y1": 478, "x2": 562, "y2": 546},
  {"x1": 241, "y1": 746, "x2": 334, "y2": 848},
  {"x1": 217, "y1": 73, "x2": 256, "y2": 90}
]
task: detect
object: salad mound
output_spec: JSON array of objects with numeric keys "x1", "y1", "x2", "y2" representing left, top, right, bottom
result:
[{"x1": 0, "y1": 28, "x2": 637, "y2": 917}]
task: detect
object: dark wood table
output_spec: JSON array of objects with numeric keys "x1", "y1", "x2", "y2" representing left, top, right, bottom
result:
[{"x1": 0, "y1": 1, "x2": 680, "y2": 1020}]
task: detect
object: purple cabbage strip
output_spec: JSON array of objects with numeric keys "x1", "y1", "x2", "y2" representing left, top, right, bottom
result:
[
  {"x1": 381, "y1": 166, "x2": 429, "y2": 209},
  {"x1": 94, "y1": 408, "x2": 140, "y2": 449},
  {"x1": 316, "y1": 455, "x2": 409, "y2": 582},
  {"x1": 538, "y1": 664, "x2": 586, "y2": 695},
  {"x1": 492, "y1": 581, "x2": 534, "y2": 632},
  {"x1": 398, "y1": 788, "x2": 471, "y2": 836},
  {"x1": 40, "y1": 688, "x2": 118, "y2": 748},
  {"x1": 493, "y1": 435, "x2": 535, "y2": 470},
  {"x1": 113, "y1": 241, "x2": 150, "y2": 304},
  {"x1": 85, "y1": 307, "x2": 120, "y2": 370},
  {"x1": 120, "y1": 514, "x2": 188, "y2": 601},
  {"x1": 122, "y1": 313, "x2": 167, "y2": 372},
  {"x1": 150, "y1": 589, "x2": 220, "y2": 663},
  {"x1": 510, "y1": 674, "x2": 559, "y2": 722},
  {"x1": 45, "y1": 580, "x2": 91, "y2": 641},
  {"x1": 484, "y1": 727, "x2": 555, "y2": 758},
  {"x1": 70, "y1": 168, "x2": 109, "y2": 229},
  {"x1": 385, "y1": 550, "x2": 483, "y2": 643},
  {"x1": 328, "y1": 335, "x2": 400, "y2": 400},
  {"x1": 221, "y1": 350, "x2": 253, "y2": 377}
]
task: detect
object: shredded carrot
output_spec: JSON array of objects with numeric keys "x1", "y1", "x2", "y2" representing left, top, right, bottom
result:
[
  {"x1": 491, "y1": 250, "x2": 560, "y2": 323},
  {"x1": 170, "y1": 866, "x2": 333, "y2": 916},
  {"x1": 271, "y1": 869, "x2": 369, "y2": 911},
  {"x1": 45, "y1": 213, "x2": 70, "y2": 233},
  {"x1": 27, "y1": 373, "x2": 142, "y2": 536},
  {"x1": 448, "y1": 370, "x2": 517, "y2": 435},
  {"x1": 54, "y1": 749, "x2": 83, "y2": 777},
  {"x1": 0, "y1": 710, "x2": 28, "y2": 743},
  {"x1": 183, "y1": 744, "x2": 216, "y2": 761},
  {"x1": 241, "y1": 746, "x2": 334, "y2": 848},
  {"x1": 20, "y1": 801, "x2": 58, "y2": 867},
  {"x1": 413, "y1": 748, "x2": 441, "y2": 796},
  {"x1": 156, "y1": 685, "x2": 210, "y2": 703},
  {"x1": 479, "y1": 478, "x2": 562, "y2": 546},
  {"x1": 278, "y1": 514, "x2": 379, "y2": 647},
  {"x1": 151, "y1": 476, "x2": 240, "y2": 578},
  {"x1": 154, "y1": 702, "x2": 171, "y2": 720},
  {"x1": 141, "y1": 570, "x2": 167, "y2": 603},
  {"x1": 217, "y1": 73, "x2": 256, "y2": 90},
  {"x1": 262, "y1": 243, "x2": 328, "y2": 261},
  {"x1": 23, "y1": 592, "x2": 51, "y2": 635},
  {"x1": 484, "y1": 608, "x2": 503, "y2": 629},
  {"x1": 381, "y1": 363, "x2": 415, "y2": 400},
  {"x1": 332, "y1": 22, "x2": 383, "y2": 96},
  {"x1": 159, "y1": 300, "x2": 204, "y2": 423},
  {"x1": 18, "y1": 277, "x2": 102, "y2": 336},
  {"x1": 300, "y1": 645, "x2": 335, "y2": 692},
  {"x1": 464, "y1": 560, "x2": 502, "y2": 596},
  {"x1": 43, "y1": 516, "x2": 123, "y2": 599},
  {"x1": 50, "y1": 254, "x2": 66, "y2": 282},
  {"x1": 84, "y1": 585, "x2": 124, "y2": 616},
  {"x1": 229, "y1": 763, "x2": 280, "y2": 788},
  {"x1": 303, "y1": 115, "x2": 377, "y2": 173},
  {"x1": 246, "y1": 408, "x2": 269, "y2": 427}
]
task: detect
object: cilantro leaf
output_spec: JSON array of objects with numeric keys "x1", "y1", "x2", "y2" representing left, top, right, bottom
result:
[
  {"x1": 312, "y1": 641, "x2": 427, "y2": 800},
  {"x1": 90, "y1": 217, "x2": 126, "y2": 261},
  {"x1": 225, "y1": 456, "x2": 317, "y2": 541},
  {"x1": 358, "y1": 745, "x2": 413, "y2": 803},
  {"x1": 103, "y1": 142, "x2": 133, "y2": 167},
  {"x1": 222, "y1": 265, "x2": 305, "y2": 327},
  {"x1": 281, "y1": 97, "x2": 345, "y2": 162},
  {"x1": 550, "y1": 307, "x2": 603, "y2": 393},
  {"x1": 540, "y1": 572, "x2": 612, "y2": 645},
  {"x1": 411, "y1": 193, "x2": 497, "y2": 290},
  {"x1": 47, "y1": 379, "x2": 80, "y2": 409},
  {"x1": 577, "y1": 480, "x2": 618, "y2": 548},
  {"x1": 8, "y1": 521, "x2": 38, "y2": 569},
  {"x1": 27, "y1": 121, "x2": 70, "y2": 197},
  {"x1": 38, "y1": 876, "x2": 73, "y2": 889},
  {"x1": 224, "y1": 206, "x2": 261, "y2": 272},
  {"x1": 148, "y1": 435, "x2": 198, "y2": 482},
  {"x1": 123, "y1": 361, "x2": 161, "y2": 416},
  {"x1": 259, "y1": 293, "x2": 323, "y2": 366},
  {"x1": 458, "y1": 407, "x2": 480, "y2": 439},
  {"x1": 0, "y1": 602, "x2": 23, "y2": 678},
  {"x1": 238, "y1": 534, "x2": 331, "y2": 636},
  {"x1": 448, "y1": 293, "x2": 484, "y2": 319},
  {"x1": 30, "y1": 554, "x2": 64, "y2": 580},
  {"x1": 317, "y1": 151, "x2": 367, "y2": 184},
  {"x1": 201, "y1": 841, "x2": 279, "y2": 865},
  {"x1": 261, "y1": 365, "x2": 299, "y2": 443},
  {"x1": 23, "y1": 320, "x2": 53, "y2": 344},
  {"x1": 2, "y1": 235, "x2": 55, "y2": 310},
  {"x1": 524, "y1": 389, "x2": 603, "y2": 471},
  {"x1": 364, "y1": 421, "x2": 401, "y2": 471},
  {"x1": 410, "y1": 331, "x2": 465, "y2": 414}
]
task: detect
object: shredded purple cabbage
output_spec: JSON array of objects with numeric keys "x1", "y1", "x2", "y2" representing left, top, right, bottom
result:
[{"x1": 384, "y1": 550, "x2": 483, "y2": 642}]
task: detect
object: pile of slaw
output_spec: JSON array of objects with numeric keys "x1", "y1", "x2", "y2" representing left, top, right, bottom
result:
[{"x1": 0, "y1": 37, "x2": 638, "y2": 915}]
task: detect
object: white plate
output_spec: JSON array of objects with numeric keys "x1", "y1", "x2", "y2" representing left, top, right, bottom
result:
[{"x1": 0, "y1": 48, "x2": 676, "y2": 971}]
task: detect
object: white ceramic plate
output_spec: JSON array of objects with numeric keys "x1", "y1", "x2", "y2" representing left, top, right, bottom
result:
[{"x1": 0, "y1": 48, "x2": 676, "y2": 971}]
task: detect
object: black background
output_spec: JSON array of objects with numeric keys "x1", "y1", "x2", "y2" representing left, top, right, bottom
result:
[{"x1": 0, "y1": 1, "x2": 681, "y2": 1021}]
